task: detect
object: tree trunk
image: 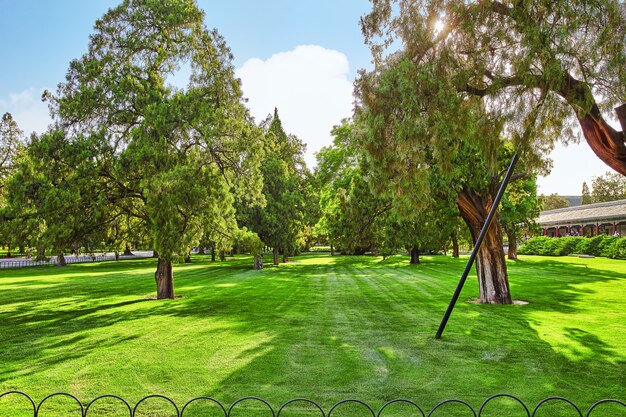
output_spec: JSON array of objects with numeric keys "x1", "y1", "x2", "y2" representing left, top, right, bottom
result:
[
  {"x1": 152, "y1": 250, "x2": 158, "y2": 258},
  {"x1": 198, "y1": 246, "x2": 205, "y2": 255},
  {"x1": 577, "y1": 107, "x2": 626, "y2": 176},
  {"x1": 211, "y1": 245, "x2": 216, "y2": 262},
  {"x1": 184, "y1": 252, "x2": 191, "y2": 263},
  {"x1": 219, "y1": 250, "x2": 225, "y2": 261},
  {"x1": 506, "y1": 228, "x2": 518, "y2": 261},
  {"x1": 253, "y1": 254, "x2": 263, "y2": 270},
  {"x1": 457, "y1": 189, "x2": 512, "y2": 304},
  {"x1": 115, "y1": 251, "x2": 120, "y2": 261},
  {"x1": 282, "y1": 251, "x2": 288, "y2": 263},
  {"x1": 409, "y1": 246, "x2": 420, "y2": 264},
  {"x1": 330, "y1": 244, "x2": 335, "y2": 256},
  {"x1": 558, "y1": 74, "x2": 626, "y2": 175},
  {"x1": 6, "y1": 243, "x2": 11, "y2": 258},
  {"x1": 123, "y1": 244, "x2": 133, "y2": 256},
  {"x1": 451, "y1": 231, "x2": 459, "y2": 258},
  {"x1": 155, "y1": 258, "x2": 174, "y2": 299},
  {"x1": 273, "y1": 247, "x2": 279, "y2": 265},
  {"x1": 58, "y1": 253, "x2": 67, "y2": 266}
]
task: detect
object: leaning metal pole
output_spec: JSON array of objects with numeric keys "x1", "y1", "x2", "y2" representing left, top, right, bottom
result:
[{"x1": 435, "y1": 152, "x2": 520, "y2": 339}]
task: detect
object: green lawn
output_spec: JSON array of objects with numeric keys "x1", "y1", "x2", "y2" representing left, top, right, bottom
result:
[{"x1": 0, "y1": 254, "x2": 625, "y2": 416}]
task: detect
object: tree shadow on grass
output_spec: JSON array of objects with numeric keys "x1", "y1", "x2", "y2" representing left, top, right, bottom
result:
[{"x1": 1, "y1": 254, "x2": 624, "y2": 415}]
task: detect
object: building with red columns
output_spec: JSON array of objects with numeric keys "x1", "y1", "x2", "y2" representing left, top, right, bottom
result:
[{"x1": 537, "y1": 199, "x2": 626, "y2": 237}]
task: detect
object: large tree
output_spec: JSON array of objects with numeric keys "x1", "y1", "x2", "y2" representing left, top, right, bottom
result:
[
  {"x1": 6, "y1": 130, "x2": 113, "y2": 265},
  {"x1": 362, "y1": 0, "x2": 626, "y2": 174},
  {"x1": 239, "y1": 109, "x2": 307, "y2": 265},
  {"x1": 356, "y1": 51, "x2": 536, "y2": 303},
  {"x1": 315, "y1": 122, "x2": 391, "y2": 255},
  {"x1": 46, "y1": 0, "x2": 262, "y2": 298},
  {"x1": 0, "y1": 113, "x2": 26, "y2": 257},
  {"x1": 590, "y1": 171, "x2": 626, "y2": 202}
]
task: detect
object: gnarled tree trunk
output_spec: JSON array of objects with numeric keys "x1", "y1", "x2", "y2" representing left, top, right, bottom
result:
[
  {"x1": 577, "y1": 106, "x2": 626, "y2": 176},
  {"x1": 58, "y1": 253, "x2": 67, "y2": 267},
  {"x1": 155, "y1": 258, "x2": 174, "y2": 299},
  {"x1": 457, "y1": 189, "x2": 512, "y2": 304},
  {"x1": 558, "y1": 74, "x2": 626, "y2": 175}
]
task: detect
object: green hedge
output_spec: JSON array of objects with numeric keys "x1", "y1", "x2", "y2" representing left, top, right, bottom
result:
[{"x1": 519, "y1": 235, "x2": 626, "y2": 259}]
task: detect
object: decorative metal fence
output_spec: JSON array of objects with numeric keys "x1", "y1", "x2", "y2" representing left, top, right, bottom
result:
[
  {"x1": 1, "y1": 393, "x2": 625, "y2": 417},
  {"x1": 0, "y1": 255, "x2": 116, "y2": 269}
]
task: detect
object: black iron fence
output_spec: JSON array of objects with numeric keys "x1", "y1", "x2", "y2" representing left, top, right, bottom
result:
[{"x1": 1, "y1": 392, "x2": 625, "y2": 417}]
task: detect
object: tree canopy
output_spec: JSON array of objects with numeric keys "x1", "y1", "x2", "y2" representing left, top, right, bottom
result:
[
  {"x1": 589, "y1": 171, "x2": 626, "y2": 203},
  {"x1": 361, "y1": 0, "x2": 626, "y2": 174},
  {"x1": 42, "y1": 0, "x2": 263, "y2": 298}
]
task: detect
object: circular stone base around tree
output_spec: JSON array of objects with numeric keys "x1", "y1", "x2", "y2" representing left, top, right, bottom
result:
[{"x1": 467, "y1": 298, "x2": 529, "y2": 305}]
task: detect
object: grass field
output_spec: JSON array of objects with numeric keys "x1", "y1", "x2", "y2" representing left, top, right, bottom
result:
[{"x1": 0, "y1": 254, "x2": 625, "y2": 416}]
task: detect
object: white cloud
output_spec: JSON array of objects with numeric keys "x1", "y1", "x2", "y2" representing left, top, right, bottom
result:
[
  {"x1": 0, "y1": 88, "x2": 51, "y2": 136},
  {"x1": 236, "y1": 45, "x2": 354, "y2": 168}
]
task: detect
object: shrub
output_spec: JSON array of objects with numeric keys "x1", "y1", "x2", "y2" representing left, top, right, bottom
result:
[
  {"x1": 518, "y1": 236, "x2": 552, "y2": 255},
  {"x1": 606, "y1": 237, "x2": 626, "y2": 259},
  {"x1": 584, "y1": 235, "x2": 618, "y2": 257},
  {"x1": 551, "y1": 236, "x2": 583, "y2": 256},
  {"x1": 519, "y1": 235, "x2": 626, "y2": 258}
]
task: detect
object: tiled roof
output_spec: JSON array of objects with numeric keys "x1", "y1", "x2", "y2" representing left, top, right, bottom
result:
[{"x1": 537, "y1": 199, "x2": 626, "y2": 226}]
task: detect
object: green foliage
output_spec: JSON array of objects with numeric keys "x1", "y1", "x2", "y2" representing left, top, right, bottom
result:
[
  {"x1": 590, "y1": 171, "x2": 626, "y2": 203},
  {"x1": 361, "y1": 0, "x2": 626, "y2": 162},
  {"x1": 315, "y1": 121, "x2": 390, "y2": 255},
  {"x1": 538, "y1": 194, "x2": 570, "y2": 211},
  {"x1": 237, "y1": 109, "x2": 310, "y2": 260},
  {"x1": 0, "y1": 113, "x2": 23, "y2": 186},
  {"x1": 34, "y1": 0, "x2": 263, "y2": 288},
  {"x1": 605, "y1": 238, "x2": 626, "y2": 259},
  {"x1": 581, "y1": 182, "x2": 592, "y2": 205},
  {"x1": 519, "y1": 235, "x2": 626, "y2": 259},
  {"x1": 0, "y1": 113, "x2": 29, "y2": 251}
]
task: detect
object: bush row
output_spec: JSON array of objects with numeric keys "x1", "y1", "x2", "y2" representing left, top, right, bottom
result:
[{"x1": 518, "y1": 235, "x2": 626, "y2": 259}]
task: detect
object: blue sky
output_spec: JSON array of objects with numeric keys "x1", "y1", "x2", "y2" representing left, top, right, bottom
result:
[{"x1": 0, "y1": 1, "x2": 613, "y2": 195}]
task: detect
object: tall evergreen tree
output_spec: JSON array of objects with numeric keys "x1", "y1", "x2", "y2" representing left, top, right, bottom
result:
[
  {"x1": 581, "y1": 182, "x2": 593, "y2": 205},
  {"x1": 44, "y1": 0, "x2": 263, "y2": 298},
  {"x1": 239, "y1": 109, "x2": 307, "y2": 264}
]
